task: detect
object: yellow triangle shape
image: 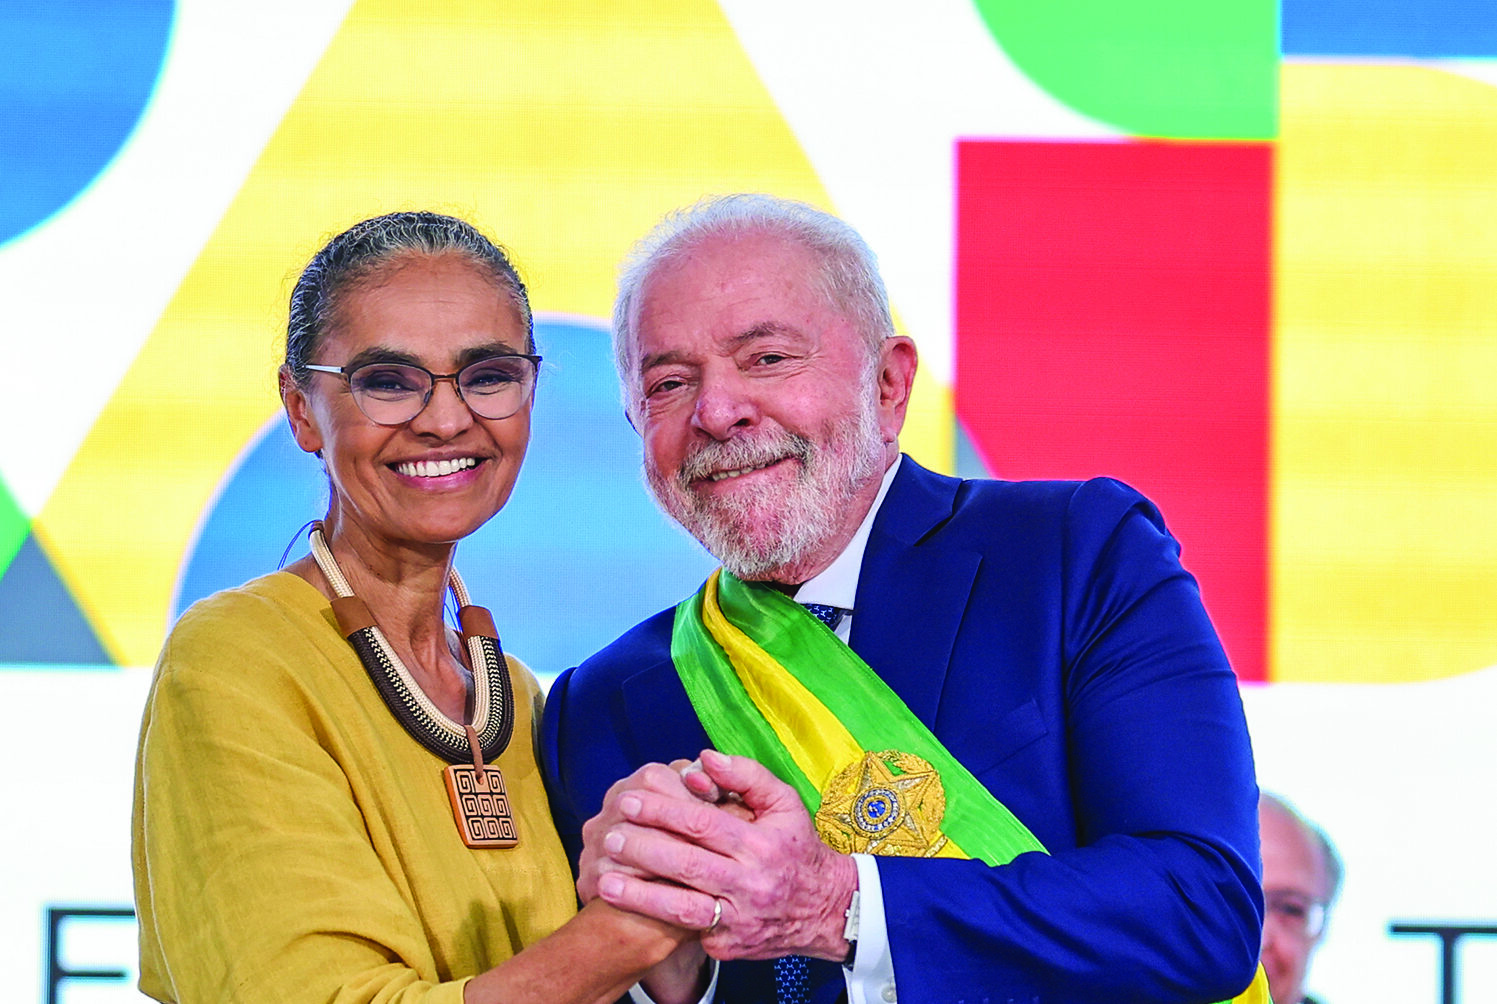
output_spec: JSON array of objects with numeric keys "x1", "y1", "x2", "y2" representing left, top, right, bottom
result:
[{"x1": 37, "y1": 0, "x2": 949, "y2": 665}]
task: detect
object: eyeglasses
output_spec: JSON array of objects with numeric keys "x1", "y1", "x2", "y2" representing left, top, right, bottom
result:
[
  {"x1": 1265, "y1": 890, "x2": 1328, "y2": 939},
  {"x1": 306, "y1": 354, "x2": 541, "y2": 426}
]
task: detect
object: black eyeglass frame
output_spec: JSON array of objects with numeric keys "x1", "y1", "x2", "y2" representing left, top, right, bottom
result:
[{"x1": 305, "y1": 353, "x2": 543, "y2": 426}]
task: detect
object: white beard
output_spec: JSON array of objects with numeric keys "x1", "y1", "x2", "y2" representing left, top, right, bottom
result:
[{"x1": 645, "y1": 391, "x2": 885, "y2": 580}]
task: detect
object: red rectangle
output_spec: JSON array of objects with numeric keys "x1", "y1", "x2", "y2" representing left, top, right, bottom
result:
[{"x1": 956, "y1": 139, "x2": 1271, "y2": 681}]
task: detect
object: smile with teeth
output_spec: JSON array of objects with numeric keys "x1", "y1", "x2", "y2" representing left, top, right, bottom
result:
[
  {"x1": 395, "y1": 457, "x2": 480, "y2": 478},
  {"x1": 707, "y1": 460, "x2": 777, "y2": 482}
]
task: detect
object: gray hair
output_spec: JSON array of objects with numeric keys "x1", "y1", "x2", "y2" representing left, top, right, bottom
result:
[
  {"x1": 612, "y1": 194, "x2": 895, "y2": 385},
  {"x1": 1261, "y1": 791, "x2": 1344, "y2": 905},
  {"x1": 285, "y1": 210, "x2": 533, "y2": 384}
]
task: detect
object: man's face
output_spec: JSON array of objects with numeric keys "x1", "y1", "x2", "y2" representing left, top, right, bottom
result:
[
  {"x1": 624, "y1": 231, "x2": 905, "y2": 583},
  {"x1": 1260, "y1": 801, "x2": 1333, "y2": 1004}
]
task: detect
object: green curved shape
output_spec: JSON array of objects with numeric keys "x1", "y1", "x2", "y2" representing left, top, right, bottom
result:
[
  {"x1": 0, "y1": 473, "x2": 24, "y2": 574},
  {"x1": 972, "y1": 0, "x2": 1277, "y2": 139}
]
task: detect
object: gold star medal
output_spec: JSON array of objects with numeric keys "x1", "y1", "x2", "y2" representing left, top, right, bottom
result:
[{"x1": 815, "y1": 750, "x2": 949, "y2": 857}]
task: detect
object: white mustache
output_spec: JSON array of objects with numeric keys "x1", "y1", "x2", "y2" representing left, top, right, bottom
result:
[{"x1": 677, "y1": 432, "x2": 812, "y2": 485}]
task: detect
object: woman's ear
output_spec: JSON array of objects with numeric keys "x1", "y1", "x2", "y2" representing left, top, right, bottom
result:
[{"x1": 279, "y1": 366, "x2": 324, "y2": 455}]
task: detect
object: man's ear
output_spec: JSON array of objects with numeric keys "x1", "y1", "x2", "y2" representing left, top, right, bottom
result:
[
  {"x1": 279, "y1": 366, "x2": 324, "y2": 455},
  {"x1": 875, "y1": 336, "x2": 918, "y2": 442}
]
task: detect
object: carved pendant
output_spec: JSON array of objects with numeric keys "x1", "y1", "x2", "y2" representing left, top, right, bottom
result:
[{"x1": 444, "y1": 763, "x2": 519, "y2": 848}]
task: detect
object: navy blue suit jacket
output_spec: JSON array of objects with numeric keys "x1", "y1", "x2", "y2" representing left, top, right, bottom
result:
[{"x1": 541, "y1": 459, "x2": 1262, "y2": 1003}]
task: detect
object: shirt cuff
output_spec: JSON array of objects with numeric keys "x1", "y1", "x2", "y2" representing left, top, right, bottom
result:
[
  {"x1": 627, "y1": 958, "x2": 720, "y2": 1004},
  {"x1": 843, "y1": 853, "x2": 896, "y2": 1003}
]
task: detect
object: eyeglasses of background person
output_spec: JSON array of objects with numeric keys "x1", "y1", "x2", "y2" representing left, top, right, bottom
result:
[{"x1": 1265, "y1": 890, "x2": 1328, "y2": 941}]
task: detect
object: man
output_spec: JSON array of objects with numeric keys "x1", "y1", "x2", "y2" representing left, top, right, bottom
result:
[
  {"x1": 541, "y1": 194, "x2": 1263, "y2": 1004},
  {"x1": 1259, "y1": 794, "x2": 1341, "y2": 1004}
]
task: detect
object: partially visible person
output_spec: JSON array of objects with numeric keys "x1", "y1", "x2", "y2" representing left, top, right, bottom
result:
[
  {"x1": 132, "y1": 211, "x2": 706, "y2": 1004},
  {"x1": 1259, "y1": 792, "x2": 1343, "y2": 1004}
]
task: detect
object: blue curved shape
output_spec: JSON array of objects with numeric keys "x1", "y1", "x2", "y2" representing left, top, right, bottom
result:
[
  {"x1": 173, "y1": 318, "x2": 716, "y2": 679},
  {"x1": 1283, "y1": 0, "x2": 1497, "y2": 57},
  {"x1": 0, "y1": 1, "x2": 175, "y2": 244}
]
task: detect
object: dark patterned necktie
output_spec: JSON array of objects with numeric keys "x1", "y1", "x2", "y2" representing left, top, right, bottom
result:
[
  {"x1": 801, "y1": 602, "x2": 847, "y2": 632},
  {"x1": 774, "y1": 954, "x2": 812, "y2": 1004},
  {"x1": 775, "y1": 601, "x2": 848, "y2": 1003}
]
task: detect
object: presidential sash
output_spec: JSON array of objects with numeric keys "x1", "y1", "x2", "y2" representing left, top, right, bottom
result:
[
  {"x1": 671, "y1": 569, "x2": 1042, "y2": 864},
  {"x1": 670, "y1": 568, "x2": 1268, "y2": 1004}
]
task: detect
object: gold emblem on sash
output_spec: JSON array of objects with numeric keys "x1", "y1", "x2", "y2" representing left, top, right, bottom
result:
[{"x1": 815, "y1": 750, "x2": 948, "y2": 857}]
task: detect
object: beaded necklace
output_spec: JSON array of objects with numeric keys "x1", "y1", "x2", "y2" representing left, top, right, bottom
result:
[{"x1": 309, "y1": 523, "x2": 518, "y2": 848}]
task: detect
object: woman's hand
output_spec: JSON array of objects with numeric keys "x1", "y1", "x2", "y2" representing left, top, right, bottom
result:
[{"x1": 463, "y1": 898, "x2": 694, "y2": 1004}]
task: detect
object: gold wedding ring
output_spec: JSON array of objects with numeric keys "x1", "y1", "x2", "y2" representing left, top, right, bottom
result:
[{"x1": 705, "y1": 897, "x2": 723, "y2": 932}]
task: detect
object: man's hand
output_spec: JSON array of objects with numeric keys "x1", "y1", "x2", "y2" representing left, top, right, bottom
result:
[
  {"x1": 577, "y1": 762, "x2": 704, "y2": 907},
  {"x1": 594, "y1": 750, "x2": 859, "y2": 963}
]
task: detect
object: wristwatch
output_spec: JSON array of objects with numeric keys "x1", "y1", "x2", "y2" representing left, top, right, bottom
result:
[{"x1": 842, "y1": 890, "x2": 861, "y2": 970}]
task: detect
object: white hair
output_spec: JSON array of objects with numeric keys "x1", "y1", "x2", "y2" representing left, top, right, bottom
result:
[{"x1": 612, "y1": 194, "x2": 894, "y2": 393}]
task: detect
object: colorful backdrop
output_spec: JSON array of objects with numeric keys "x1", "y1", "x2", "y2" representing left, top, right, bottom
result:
[{"x1": 3, "y1": 1, "x2": 1495, "y2": 1001}]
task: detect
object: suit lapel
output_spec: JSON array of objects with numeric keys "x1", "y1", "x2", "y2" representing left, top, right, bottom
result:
[{"x1": 850, "y1": 458, "x2": 978, "y2": 731}]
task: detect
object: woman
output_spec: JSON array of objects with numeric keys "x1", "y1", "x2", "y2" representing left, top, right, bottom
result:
[{"x1": 131, "y1": 212, "x2": 705, "y2": 1003}]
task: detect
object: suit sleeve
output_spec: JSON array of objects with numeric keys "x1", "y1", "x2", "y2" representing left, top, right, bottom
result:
[
  {"x1": 539, "y1": 665, "x2": 588, "y2": 877},
  {"x1": 874, "y1": 479, "x2": 1262, "y2": 1004}
]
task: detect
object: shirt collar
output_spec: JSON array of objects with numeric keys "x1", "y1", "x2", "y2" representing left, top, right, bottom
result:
[{"x1": 792, "y1": 455, "x2": 902, "y2": 610}]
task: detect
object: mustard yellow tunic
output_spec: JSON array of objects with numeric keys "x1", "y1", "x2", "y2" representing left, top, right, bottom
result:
[{"x1": 132, "y1": 571, "x2": 577, "y2": 1003}]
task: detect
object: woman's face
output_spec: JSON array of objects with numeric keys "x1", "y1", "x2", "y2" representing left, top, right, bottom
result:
[{"x1": 282, "y1": 253, "x2": 533, "y2": 551}]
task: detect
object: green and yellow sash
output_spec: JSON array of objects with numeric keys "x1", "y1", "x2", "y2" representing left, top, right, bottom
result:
[
  {"x1": 671, "y1": 569, "x2": 1041, "y2": 864},
  {"x1": 671, "y1": 569, "x2": 1268, "y2": 1004}
]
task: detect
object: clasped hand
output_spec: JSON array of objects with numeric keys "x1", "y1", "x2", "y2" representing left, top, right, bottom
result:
[{"x1": 577, "y1": 749, "x2": 858, "y2": 962}]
